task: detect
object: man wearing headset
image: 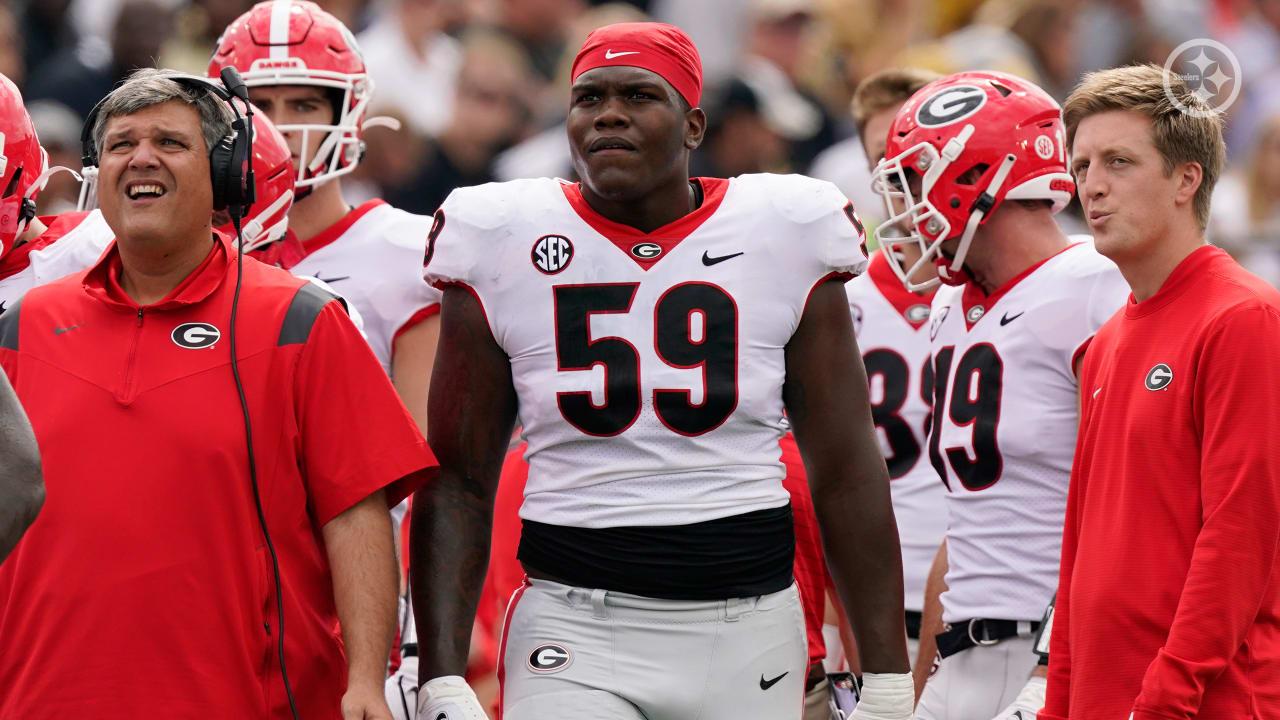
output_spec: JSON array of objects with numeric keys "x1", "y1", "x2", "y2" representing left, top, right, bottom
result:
[{"x1": 0, "y1": 69, "x2": 437, "y2": 720}]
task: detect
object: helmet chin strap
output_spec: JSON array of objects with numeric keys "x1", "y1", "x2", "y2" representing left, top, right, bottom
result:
[
  {"x1": 939, "y1": 152, "x2": 1018, "y2": 287},
  {"x1": 16, "y1": 164, "x2": 82, "y2": 239}
]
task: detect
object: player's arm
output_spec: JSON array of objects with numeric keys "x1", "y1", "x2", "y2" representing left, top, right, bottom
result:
[
  {"x1": 323, "y1": 488, "x2": 399, "y2": 719},
  {"x1": 392, "y1": 312, "x2": 441, "y2": 433},
  {"x1": 1130, "y1": 307, "x2": 1280, "y2": 718},
  {"x1": 411, "y1": 286, "x2": 518, "y2": 683},
  {"x1": 913, "y1": 539, "x2": 947, "y2": 702},
  {"x1": 785, "y1": 278, "x2": 912, "y2": 707},
  {"x1": 0, "y1": 361, "x2": 43, "y2": 564}
]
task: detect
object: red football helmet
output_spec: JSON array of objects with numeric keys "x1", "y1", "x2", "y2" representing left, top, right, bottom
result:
[
  {"x1": 870, "y1": 71, "x2": 1074, "y2": 291},
  {"x1": 216, "y1": 105, "x2": 294, "y2": 252},
  {"x1": 0, "y1": 73, "x2": 48, "y2": 256},
  {"x1": 209, "y1": 0, "x2": 372, "y2": 188}
]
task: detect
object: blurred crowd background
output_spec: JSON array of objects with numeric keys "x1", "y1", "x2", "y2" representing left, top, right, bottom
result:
[{"x1": 6, "y1": 0, "x2": 1280, "y2": 284}]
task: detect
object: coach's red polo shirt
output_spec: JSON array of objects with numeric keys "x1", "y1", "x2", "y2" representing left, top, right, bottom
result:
[{"x1": 0, "y1": 233, "x2": 436, "y2": 719}]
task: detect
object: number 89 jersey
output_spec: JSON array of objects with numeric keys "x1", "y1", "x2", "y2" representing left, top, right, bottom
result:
[
  {"x1": 425, "y1": 174, "x2": 868, "y2": 528},
  {"x1": 928, "y1": 241, "x2": 1129, "y2": 623}
]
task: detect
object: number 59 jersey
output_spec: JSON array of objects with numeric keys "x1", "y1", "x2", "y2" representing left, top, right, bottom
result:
[
  {"x1": 929, "y1": 241, "x2": 1129, "y2": 623},
  {"x1": 425, "y1": 174, "x2": 868, "y2": 529}
]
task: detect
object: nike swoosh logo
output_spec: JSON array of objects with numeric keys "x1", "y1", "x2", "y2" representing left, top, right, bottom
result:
[
  {"x1": 435, "y1": 713, "x2": 447, "y2": 720},
  {"x1": 1012, "y1": 712, "x2": 1025, "y2": 720},
  {"x1": 702, "y1": 250, "x2": 744, "y2": 266},
  {"x1": 54, "y1": 323, "x2": 85, "y2": 335},
  {"x1": 759, "y1": 671, "x2": 788, "y2": 690},
  {"x1": 999, "y1": 311, "x2": 1024, "y2": 326},
  {"x1": 605, "y1": 50, "x2": 639, "y2": 59},
  {"x1": 316, "y1": 276, "x2": 350, "y2": 284}
]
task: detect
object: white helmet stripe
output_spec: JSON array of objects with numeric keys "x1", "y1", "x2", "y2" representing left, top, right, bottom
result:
[{"x1": 269, "y1": 0, "x2": 292, "y2": 59}]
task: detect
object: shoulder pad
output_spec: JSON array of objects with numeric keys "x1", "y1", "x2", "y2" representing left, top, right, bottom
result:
[
  {"x1": 740, "y1": 173, "x2": 850, "y2": 225},
  {"x1": 444, "y1": 178, "x2": 561, "y2": 232}
]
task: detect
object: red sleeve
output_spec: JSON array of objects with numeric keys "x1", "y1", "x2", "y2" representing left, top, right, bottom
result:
[
  {"x1": 1131, "y1": 305, "x2": 1280, "y2": 717},
  {"x1": 1041, "y1": 459, "x2": 1081, "y2": 720},
  {"x1": 1043, "y1": 342, "x2": 1098, "y2": 720},
  {"x1": 294, "y1": 301, "x2": 437, "y2": 526}
]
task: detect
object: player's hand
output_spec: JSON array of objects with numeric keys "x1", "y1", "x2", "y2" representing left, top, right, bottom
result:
[
  {"x1": 385, "y1": 656, "x2": 418, "y2": 720},
  {"x1": 989, "y1": 676, "x2": 1046, "y2": 720},
  {"x1": 848, "y1": 672, "x2": 913, "y2": 720},
  {"x1": 414, "y1": 675, "x2": 488, "y2": 720},
  {"x1": 342, "y1": 679, "x2": 395, "y2": 720}
]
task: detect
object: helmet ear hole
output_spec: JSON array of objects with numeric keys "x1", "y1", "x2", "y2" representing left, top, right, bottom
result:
[
  {"x1": 955, "y1": 163, "x2": 990, "y2": 186},
  {"x1": 2, "y1": 166, "x2": 21, "y2": 198}
]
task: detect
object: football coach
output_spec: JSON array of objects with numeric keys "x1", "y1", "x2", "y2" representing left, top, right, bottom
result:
[{"x1": 0, "y1": 69, "x2": 436, "y2": 720}]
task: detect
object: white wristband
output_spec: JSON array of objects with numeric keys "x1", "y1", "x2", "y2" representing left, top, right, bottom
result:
[
  {"x1": 415, "y1": 675, "x2": 486, "y2": 720},
  {"x1": 850, "y1": 672, "x2": 913, "y2": 720}
]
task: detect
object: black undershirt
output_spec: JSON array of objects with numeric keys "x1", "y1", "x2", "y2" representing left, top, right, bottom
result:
[{"x1": 518, "y1": 504, "x2": 795, "y2": 601}]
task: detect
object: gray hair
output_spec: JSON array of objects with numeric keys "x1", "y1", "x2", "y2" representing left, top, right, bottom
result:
[{"x1": 91, "y1": 68, "x2": 235, "y2": 160}]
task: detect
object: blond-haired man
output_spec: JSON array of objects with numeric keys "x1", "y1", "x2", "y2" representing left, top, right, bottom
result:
[{"x1": 1045, "y1": 63, "x2": 1280, "y2": 719}]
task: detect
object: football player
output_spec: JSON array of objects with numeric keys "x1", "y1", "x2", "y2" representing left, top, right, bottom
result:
[
  {"x1": 870, "y1": 71, "x2": 1130, "y2": 720},
  {"x1": 210, "y1": 0, "x2": 440, "y2": 433},
  {"x1": 412, "y1": 21, "x2": 913, "y2": 720},
  {"x1": 0, "y1": 72, "x2": 110, "y2": 310},
  {"x1": 846, "y1": 66, "x2": 943, "y2": 667}
]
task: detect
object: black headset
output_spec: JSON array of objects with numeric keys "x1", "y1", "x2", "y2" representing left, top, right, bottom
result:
[
  {"x1": 80, "y1": 69, "x2": 301, "y2": 720},
  {"x1": 79, "y1": 68, "x2": 256, "y2": 216}
]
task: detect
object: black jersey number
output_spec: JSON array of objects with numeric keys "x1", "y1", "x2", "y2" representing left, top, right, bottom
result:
[
  {"x1": 862, "y1": 350, "x2": 933, "y2": 479},
  {"x1": 928, "y1": 343, "x2": 1004, "y2": 491},
  {"x1": 554, "y1": 282, "x2": 738, "y2": 437}
]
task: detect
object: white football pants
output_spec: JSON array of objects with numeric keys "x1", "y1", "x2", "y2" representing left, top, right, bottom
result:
[
  {"x1": 499, "y1": 578, "x2": 808, "y2": 720},
  {"x1": 913, "y1": 635, "x2": 1038, "y2": 720}
]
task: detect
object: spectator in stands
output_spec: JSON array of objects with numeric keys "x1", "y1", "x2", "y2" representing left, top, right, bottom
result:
[
  {"x1": 1212, "y1": 111, "x2": 1280, "y2": 286},
  {"x1": 16, "y1": 0, "x2": 75, "y2": 83},
  {"x1": 26, "y1": 0, "x2": 175, "y2": 119},
  {"x1": 359, "y1": 0, "x2": 463, "y2": 138},
  {"x1": 382, "y1": 32, "x2": 534, "y2": 215}
]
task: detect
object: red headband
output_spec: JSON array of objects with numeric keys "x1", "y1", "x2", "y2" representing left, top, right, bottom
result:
[{"x1": 571, "y1": 22, "x2": 703, "y2": 108}]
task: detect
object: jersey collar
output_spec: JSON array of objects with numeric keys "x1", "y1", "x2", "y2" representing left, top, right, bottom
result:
[
  {"x1": 1123, "y1": 244, "x2": 1222, "y2": 318},
  {"x1": 560, "y1": 178, "x2": 729, "y2": 270},
  {"x1": 299, "y1": 199, "x2": 386, "y2": 258},
  {"x1": 0, "y1": 226, "x2": 59, "y2": 281},
  {"x1": 84, "y1": 231, "x2": 231, "y2": 311},
  {"x1": 869, "y1": 250, "x2": 935, "y2": 329},
  {"x1": 960, "y1": 241, "x2": 1083, "y2": 330}
]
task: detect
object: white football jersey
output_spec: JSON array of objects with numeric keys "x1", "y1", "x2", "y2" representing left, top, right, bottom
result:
[
  {"x1": 290, "y1": 200, "x2": 441, "y2": 374},
  {"x1": 846, "y1": 251, "x2": 942, "y2": 612},
  {"x1": 931, "y1": 240, "x2": 1128, "y2": 623},
  {"x1": 0, "y1": 210, "x2": 114, "y2": 309},
  {"x1": 426, "y1": 174, "x2": 868, "y2": 528}
]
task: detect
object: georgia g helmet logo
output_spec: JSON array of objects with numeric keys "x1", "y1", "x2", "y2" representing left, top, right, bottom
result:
[
  {"x1": 172, "y1": 322, "x2": 221, "y2": 349},
  {"x1": 916, "y1": 85, "x2": 988, "y2": 128},
  {"x1": 1145, "y1": 363, "x2": 1173, "y2": 391},
  {"x1": 527, "y1": 643, "x2": 572, "y2": 673}
]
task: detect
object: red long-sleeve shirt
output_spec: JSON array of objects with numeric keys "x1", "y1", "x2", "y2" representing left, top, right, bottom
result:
[
  {"x1": 1044, "y1": 246, "x2": 1280, "y2": 719},
  {"x1": 0, "y1": 234, "x2": 436, "y2": 719}
]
